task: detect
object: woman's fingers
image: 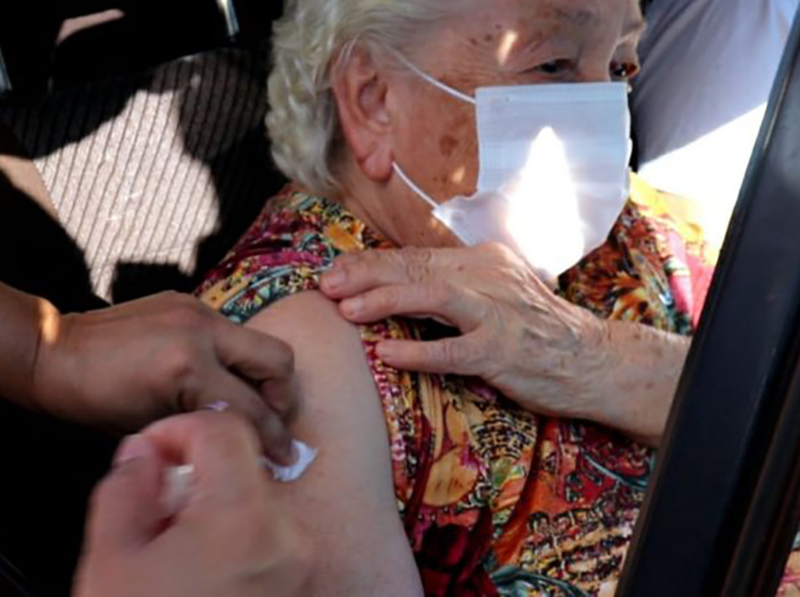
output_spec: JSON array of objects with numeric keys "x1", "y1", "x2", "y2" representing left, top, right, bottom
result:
[
  {"x1": 338, "y1": 282, "x2": 481, "y2": 330},
  {"x1": 321, "y1": 247, "x2": 462, "y2": 298},
  {"x1": 375, "y1": 334, "x2": 486, "y2": 377}
]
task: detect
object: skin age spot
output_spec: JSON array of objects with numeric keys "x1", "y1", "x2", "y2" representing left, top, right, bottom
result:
[{"x1": 439, "y1": 135, "x2": 460, "y2": 157}]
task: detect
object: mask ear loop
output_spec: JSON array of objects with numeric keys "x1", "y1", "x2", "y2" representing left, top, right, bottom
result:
[
  {"x1": 387, "y1": 50, "x2": 476, "y2": 210},
  {"x1": 388, "y1": 49, "x2": 476, "y2": 106},
  {"x1": 392, "y1": 163, "x2": 440, "y2": 209}
]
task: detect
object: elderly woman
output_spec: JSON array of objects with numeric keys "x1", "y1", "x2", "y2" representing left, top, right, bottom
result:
[{"x1": 197, "y1": 0, "x2": 717, "y2": 595}]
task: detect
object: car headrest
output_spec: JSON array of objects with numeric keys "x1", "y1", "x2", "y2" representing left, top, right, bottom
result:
[{"x1": 0, "y1": 0, "x2": 284, "y2": 103}]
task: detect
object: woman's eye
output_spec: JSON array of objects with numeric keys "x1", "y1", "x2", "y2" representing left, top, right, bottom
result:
[
  {"x1": 611, "y1": 61, "x2": 640, "y2": 81},
  {"x1": 536, "y1": 59, "x2": 573, "y2": 75}
]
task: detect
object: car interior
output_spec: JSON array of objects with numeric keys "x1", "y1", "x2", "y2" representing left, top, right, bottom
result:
[{"x1": 0, "y1": 3, "x2": 284, "y2": 595}]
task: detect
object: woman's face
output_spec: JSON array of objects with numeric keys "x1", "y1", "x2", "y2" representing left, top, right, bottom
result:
[{"x1": 340, "y1": 0, "x2": 644, "y2": 248}]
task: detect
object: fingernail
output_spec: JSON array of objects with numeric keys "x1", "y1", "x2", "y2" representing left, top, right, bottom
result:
[
  {"x1": 205, "y1": 400, "x2": 231, "y2": 413},
  {"x1": 341, "y1": 297, "x2": 363, "y2": 318},
  {"x1": 322, "y1": 268, "x2": 346, "y2": 291},
  {"x1": 274, "y1": 439, "x2": 298, "y2": 468},
  {"x1": 163, "y1": 464, "x2": 195, "y2": 516},
  {"x1": 286, "y1": 440, "x2": 300, "y2": 465},
  {"x1": 260, "y1": 440, "x2": 319, "y2": 483},
  {"x1": 114, "y1": 434, "x2": 152, "y2": 466}
]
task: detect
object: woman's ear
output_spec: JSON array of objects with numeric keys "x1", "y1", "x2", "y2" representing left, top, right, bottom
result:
[{"x1": 332, "y1": 47, "x2": 394, "y2": 182}]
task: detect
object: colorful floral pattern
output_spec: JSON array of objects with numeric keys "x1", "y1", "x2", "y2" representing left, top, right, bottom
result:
[{"x1": 196, "y1": 176, "x2": 789, "y2": 596}]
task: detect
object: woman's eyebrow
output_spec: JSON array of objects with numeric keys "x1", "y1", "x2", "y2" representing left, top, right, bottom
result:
[
  {"x1": 553, "y1": 7, "x2": 598, "y2": 26},
  {"x1": 550, "y1": 8, "x2": 647, "y2": 38}
]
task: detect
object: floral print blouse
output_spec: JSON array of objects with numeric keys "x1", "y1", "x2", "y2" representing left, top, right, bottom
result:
[{"x1": 197, "y1": 175, "x2": 794, "y2": 596}]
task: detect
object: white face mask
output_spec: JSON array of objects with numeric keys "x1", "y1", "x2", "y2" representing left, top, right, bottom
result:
[{"x1": 392, "y1": 53, "x2": 633, "y2": 285}]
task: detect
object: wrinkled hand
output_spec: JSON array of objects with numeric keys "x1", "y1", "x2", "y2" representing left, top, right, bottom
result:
[
  {"x1": 320, "y1": 244, "x2": 608, "y2": 420},
  {"x1": 74, "y1": 412, "x2": 309, "y2": 597},
  {"x1": 34, "y1": 292, "x2": 298, "y2": 463}
]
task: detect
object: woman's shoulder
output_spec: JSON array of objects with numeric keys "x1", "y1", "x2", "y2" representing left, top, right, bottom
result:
[{"x1": 196, "y1": 185, "x2": 387, "y2": 324}]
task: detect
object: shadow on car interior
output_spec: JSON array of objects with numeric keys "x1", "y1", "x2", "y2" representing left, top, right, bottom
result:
[{"x1": 0, "y1": 2, "x2": 285, "y2": 595}]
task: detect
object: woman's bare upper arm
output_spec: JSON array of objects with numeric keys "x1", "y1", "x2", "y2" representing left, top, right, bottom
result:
[{"x1": 246, "y1": 290, "x2": 423, "y2": 596}]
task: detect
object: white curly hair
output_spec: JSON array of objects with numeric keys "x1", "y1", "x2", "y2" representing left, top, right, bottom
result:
[{"x1": 267, "y1": 0, "x2": 456, "y2": 195}]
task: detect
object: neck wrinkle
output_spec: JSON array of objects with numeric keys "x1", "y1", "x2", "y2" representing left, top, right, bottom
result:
[{"x1": 334, "y1": 160, "x2": 401, "y2": 247}]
